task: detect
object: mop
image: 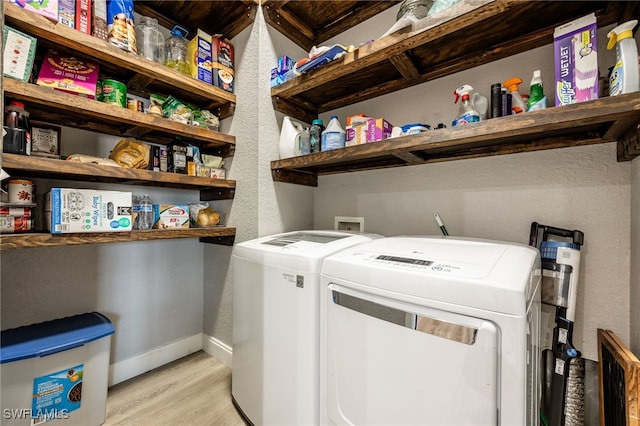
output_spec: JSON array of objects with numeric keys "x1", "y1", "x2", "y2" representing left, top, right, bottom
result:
[{"x1": 529, "y1": 222, "x2": 584, "y2": 426}]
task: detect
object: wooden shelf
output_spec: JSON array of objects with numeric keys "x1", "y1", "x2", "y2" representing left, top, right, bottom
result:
[
  {"x1": 0, "y1": 227, "x2": 236, "y2": 251},
  {"x1": 271, "y1": 93, "x2": 640, "y2": 186},
  {"x1": 1, "y1": 154, "x2": 236, "y2": 200},
  {"x1": 3, "y1": 79, "x2": 235, "y2": 156},
  {"x1": 4, "y1": 4, "x2": 237, "y2": 119},
  {"x1": 270, "y1": 0, "x2": 637, "y2": 123}
]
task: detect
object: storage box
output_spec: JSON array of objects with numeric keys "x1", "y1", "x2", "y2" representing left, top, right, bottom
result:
[
  {"x1": 37, "y1": 49, "x2": 100, "y2": 99},
  {"x1": 0, "y1": 312, "x2": 114, "y2": 426},
  {"x1": 45, "y1": 188, "x2": 132, "y2": 233},
  {"x1": 2, "y1": 26, "x2": 37, "y2": 83},
  {"x1": 211, "y1": 37, "x2": 234, "y2": 93},
  {"x1": 554, "y1": 13, "x2": 598, "y2": 106},
  {"x1": 152, "y1": 204, "x2": 189, "y2": 229},
  {"x1": 188, "y1": 29, "x2": 213, "y2": 85},
  {"x1": 346, "y1": 117, "x2": 393, "y2": 146},
  {"x1": 5, "y1": 0, "x2": 59, "y2": 22}
]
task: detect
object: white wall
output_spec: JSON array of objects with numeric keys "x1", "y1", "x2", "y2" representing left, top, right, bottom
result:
[{"x1": 632, "y1": 157, "x2": 640, "y2": 355}]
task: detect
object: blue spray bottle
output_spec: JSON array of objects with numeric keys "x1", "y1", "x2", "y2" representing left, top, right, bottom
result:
[{"x1": 452, "y1": 85, "x2": 480, "y2": 127}]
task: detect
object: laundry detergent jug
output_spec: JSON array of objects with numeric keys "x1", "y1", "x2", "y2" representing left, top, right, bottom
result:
[{"x1": 279, "y1": 116, "x2": 310, "y2": 159}]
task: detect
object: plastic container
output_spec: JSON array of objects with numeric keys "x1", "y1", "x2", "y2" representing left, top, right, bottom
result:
[
  {"x1": 452, "y1": 85, "x2": 480, "y2": 126},
  {"x1": 502, "y1": 77, "x2": 527, "y2": 114},
  {"x1": 279, "y1": 117, "x2": 310, "y2": 158},
  {"x1": 0, "y1": 312, "x2": 114, "y2": 426},
  {"x1": 321, "y1": 116, "x2": 346, "y2": 151},
  {"x1": 3, "y1": 101, "x2": 31, "y2": 155},
  {"x1": 164, "y1": 25, "x2": 190, "y2": 75},
  {"x1": 309, "y1": 119, "x2": 324, "y2": 153},
  {"x1": 607, "y1": 20, "x2": 639, "y2": 96},
  {"x1": 136, "y1": 16, "x2": 165, "y2": 63},
  {"x1": 138, "y1": 194, "x2": 154, "y2": 230},
  {"x1": 527, "y1": 70, "x2": 547, "y2": 111}
]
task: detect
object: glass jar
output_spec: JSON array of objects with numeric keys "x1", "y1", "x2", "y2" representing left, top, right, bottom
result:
[
  {"x1": 164, "y1": 25, "x2": 190, "y2": 75},
  {"x1": 135, "y1": 16, "x2": 165, "y2": 63}
]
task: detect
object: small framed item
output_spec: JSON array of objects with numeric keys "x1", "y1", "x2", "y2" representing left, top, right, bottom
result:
[
  {"x1": 31, "y1": 122, "x2": 61, "y2": 158},
  {"x1": 2, "y1": 25, "x2": 37, "y2": 83}
]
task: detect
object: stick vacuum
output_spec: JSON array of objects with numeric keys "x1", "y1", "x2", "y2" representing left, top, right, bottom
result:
[{"x1": 529, "y1": 222, "x2": 584, "y2": 426}]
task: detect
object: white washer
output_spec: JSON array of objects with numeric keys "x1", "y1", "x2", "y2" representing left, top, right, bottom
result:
[
  {"x1": 232, "y1": 230, "x2": 380, "y2": 425},
  {"x1": 320, "y1": 236, "x2": 541, "y2": 426}
]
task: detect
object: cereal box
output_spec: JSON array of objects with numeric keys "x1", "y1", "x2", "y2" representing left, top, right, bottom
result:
[
  {"x1": 37, "y1": 49, "x2": 99, "y2": 98},
  {"x1": 5, "y1": 0, "x2": 59, "y2": 22},
  {"x1": 58, "y1": 0, "x2": 75, "y2": 28},
  {"x1": 2, "y1": 25, "x2": 37, "y2": 82},
  {"x1": 212, "y1": 37, "x2": 234, "y2": 93},
  {"x1": 92, "y1": 0, "x2": 108, "y2": 40},
  {"x1": 75, "y1": 0, "x2": 91, "y2": 34},
  {"x1": 188, "y1": 29, "x2": 213, "y2": 85}
]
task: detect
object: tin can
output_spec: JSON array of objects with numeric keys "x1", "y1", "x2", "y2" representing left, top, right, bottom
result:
[
  {"x1": 0, "y1": 207, "x2": 32, "y2": 216},
  {"x1": 0, "y1": 216, "x2": 33, "y2": 233},
  {"x1": 127, "y1": 98, "x2": 143, "y2": 112},
  {"x1": 96, "y1": 80, "x2": 104, "y2": 102},
  {"x1": 7, "y1": 179, "x2": 33, "y2": 204},
  {"x1": 102, "y1": 79, "x2": 127, "y2": 107}
]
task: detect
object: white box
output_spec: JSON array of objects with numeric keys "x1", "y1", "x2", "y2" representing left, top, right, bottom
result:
[
  {"x1": 152, "y1": 204, "x2": 189, "y2": 229},
  {"x1": 0, "y1": 312, "x2": 114, "y2": 426},
  {"x1": 46, "y1": 188, "x2": 132, "y2": 233}
]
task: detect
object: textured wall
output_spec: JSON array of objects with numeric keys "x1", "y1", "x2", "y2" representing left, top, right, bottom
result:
[{"x1": 632, "y1": 157, "x2": 640, "y2": 355}]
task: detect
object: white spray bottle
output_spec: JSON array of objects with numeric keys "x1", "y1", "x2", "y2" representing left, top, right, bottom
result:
[
  {"x1": 607, "y1": 20, "x2": 639, "y2": 95},
  {"x1": 452, "y1": 85, "x2": 480, "y2": 127}
]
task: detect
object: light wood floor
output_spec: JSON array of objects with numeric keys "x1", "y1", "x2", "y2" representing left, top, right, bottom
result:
[{"x1": 105, "y1": 351, "x2": 246, "y2": 426}]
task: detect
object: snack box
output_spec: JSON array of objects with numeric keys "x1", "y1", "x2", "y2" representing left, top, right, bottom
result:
[
  {"x1": 2, "y1": 26, "x2": 37, "y2": 83},
  {"x1": 152, "y1": 204, "x2": 189, "y2": 229},
  {"x1": 58, "y1": 0, "x2": 75, "y2": 28},
  {"x1": 75, "y1": 0, "x2": 92, "y2": 34},
  {"x1": 46, "y1": 188, "x2": 132, "y2": 233},
  {"x1": 346, "y1": 117, "x2": 393, "y2": 146},
  {"x1": 5, "y1": 0, "x2": 59, "y2": 22},
  {"x1": 188, "y1": 29, "x2": 213, "y2": 85},
  {"x1": 211, "y1": 37, "x2": 234, "y2": 93},
  {"x1": 37, "y1": 49, "x2": 99, "y2": 98},
  {"x1": 554, "y1": 13, "x2": 598, "y2": 106}
]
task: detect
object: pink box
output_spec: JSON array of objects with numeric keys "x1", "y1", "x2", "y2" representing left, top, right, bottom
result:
[
  {"x1": 6, "y1": 0, "x2": 59, "y2": 22},
  {"x1": 346, "y1": 118, "x2": 393, "y2": 145},
  {"x1": 36, "y1": 49, "x2": 99, "y2": 98}
]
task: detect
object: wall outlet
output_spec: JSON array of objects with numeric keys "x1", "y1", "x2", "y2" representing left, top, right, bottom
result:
[{"x1": 334, "y1": 216, "x2": 365, "y2": 232}]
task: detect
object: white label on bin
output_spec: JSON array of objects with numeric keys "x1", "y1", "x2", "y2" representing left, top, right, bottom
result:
[{"x1": 31, "y1": 364, "x2": 83, "y2": 425}]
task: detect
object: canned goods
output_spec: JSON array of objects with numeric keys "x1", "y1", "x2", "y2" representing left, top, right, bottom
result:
[
  {"x1": 0, "y1": 216, "x2": 33, "y2": 233},
  {"x1": 7, "y1": 179, "x2": 33, "y2": 204},
  {"x1": 102, "y1": 79, "x2": 127, "y2": 108},
  {"x1": 0, "y1": 207, "x2": 32, "y2": 216},
  {"x1": 127, "y1": 98, "x2": 143, "y2": 112},
  {"x1": 96, "y1": 80, "x2": 103, "y2": 102}
]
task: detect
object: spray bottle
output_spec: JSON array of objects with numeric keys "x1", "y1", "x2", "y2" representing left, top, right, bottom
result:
[
  {"x1": 527, "y1": 70, "x2": 547, "y2": 111},
  {"x1": 452, "y1": 85, "x2": 480, "y2": 127},
  {"x1": 502, "y1": 77, "x2": 527, "y2": 114},
  {"x1": 607, "y1": 20, "x2": 639, "y2": 96}
]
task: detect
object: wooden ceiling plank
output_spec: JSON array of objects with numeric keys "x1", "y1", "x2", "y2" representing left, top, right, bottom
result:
[{"x1": 315, "y1": 2, "x2": 400, "y2": 44}]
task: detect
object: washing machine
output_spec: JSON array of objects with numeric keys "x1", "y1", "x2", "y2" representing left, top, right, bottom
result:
[
  {"x1": 320, "y1": 236, "x2": 541, "y2": 426},
  {"x1": 232, "y1": 230, "x2": 380, "y2": 425}
]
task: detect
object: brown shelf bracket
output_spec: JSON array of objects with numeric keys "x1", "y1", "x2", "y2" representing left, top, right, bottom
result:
[
  {"x1": 617, "y1": 122, "x2": 640, "y2": 162},
  {"x1": 272, "y1": 168, "x2": 318, "y2": 187},
  {"x1": 200, "y1": 187, "x2": 236, "y2": 201},
  {"x1": 389, "y1": 52, "x2": 420, "y2": 81},
  {"x1": 199, "y1": 235, "x2": 235, "y2": 246}
]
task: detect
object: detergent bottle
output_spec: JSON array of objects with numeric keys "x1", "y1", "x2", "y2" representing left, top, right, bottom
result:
[
  {"x1": 607, "y1": 20, "x2": 639, "y2": 96},
  {"x1": 452, "y1": 85, "x2": 480, "y2": 127},
  {"x1": 527, "y1": 70, "x2": 547, "y2": 111},
  {"x1": 502, "y1": 77, "x2": 527, "y2": 114},
  {"x1": 279, "y1": 116, "x2": 310, "y2": 158}
]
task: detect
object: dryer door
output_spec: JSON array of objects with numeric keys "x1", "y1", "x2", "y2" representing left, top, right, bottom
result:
[{"x1": 325, "y1": 283, "x2": 499, "y2": 426}]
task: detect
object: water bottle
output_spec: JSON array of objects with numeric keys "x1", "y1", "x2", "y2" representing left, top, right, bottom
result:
[
  {"x1": 138, "y1": 194, "x2": 154, "y2": 230},
  {"x1": 321, "y1": 116, "x2": 345, "y2": 151},
  {"x1": 309, "y1": 119, "x2": 324, "y2": 153}
]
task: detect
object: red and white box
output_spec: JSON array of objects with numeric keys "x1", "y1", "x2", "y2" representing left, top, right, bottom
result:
[{"x1": 75, "y1": 0, "x2": 91, "y2": 34}]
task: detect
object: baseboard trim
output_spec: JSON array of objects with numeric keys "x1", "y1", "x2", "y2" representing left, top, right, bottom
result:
[
  {"x1": 202, "y1": 334, "x2": 233, "y2": 368},
  {"x1": 109, "y1": 333, "x2": 203, "y2": 386}
]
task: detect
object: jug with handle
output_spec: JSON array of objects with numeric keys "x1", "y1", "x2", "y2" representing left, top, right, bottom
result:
[{"x1": 279, "y1": 116, "x2": 310, "y2": 159}]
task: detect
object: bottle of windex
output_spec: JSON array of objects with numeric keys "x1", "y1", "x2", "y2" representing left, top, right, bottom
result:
[{"x1": 452, "y1": 85, "x2": 480, "y2": 127}]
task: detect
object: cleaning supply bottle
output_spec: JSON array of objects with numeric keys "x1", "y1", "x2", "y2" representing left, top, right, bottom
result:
[
  {"x1": 321, "y1": 116, "x2": 346, "y2": 151},
  {"x1": 607, "y1": 20, "x2": 639, "y2": 96},
  {"x1": 502, "y1": 77, "x2": 527, "y2": 114},
  {"x1": 527, "y1": 70, "x2": 547, "y2": 111},
  {"x1": 309, "y1": 119, "x2": 324, "y2": 153},
  {"x1": 452, "y1": 85, "x2": 480, "y2": 127}
]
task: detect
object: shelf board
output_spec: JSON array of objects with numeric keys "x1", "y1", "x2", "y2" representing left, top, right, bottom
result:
[
  {"x1": 2, "y1": 154, "x2": 236, "y2": 199},
  {"x1": 270, "y1": 0, "x2": 634, "y2": 123},
  {"x1": 271, "y1": 93, "x2": 640, "y2": 186},
  {"x1": 4, "y1": 4, "x2": 237, "y2": 119},
  {"x1": 0, "y1": 227, "x2": 236, "y2": 250},
  {"x1": 3, "y1": 79, "x2": 236, "y2": 156}
]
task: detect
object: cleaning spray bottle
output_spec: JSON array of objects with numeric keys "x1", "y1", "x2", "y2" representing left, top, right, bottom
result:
[
  {"x1": 527, "y1": 70, "x2": 547, "y2": 111},
  {"x1": 607, "y1": 20, "x2": 639, "y2": 96},
  {"x1": 452, "y1": 85, "x2": 480, "y2": 127},
  {"x1": 502, "y1": 77, "x2": 527, "y2": 114}
]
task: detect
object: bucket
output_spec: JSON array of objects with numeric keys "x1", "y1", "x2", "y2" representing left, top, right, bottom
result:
[{"x1": 279, "y1": 117, "x2": 310, "y2": 159}]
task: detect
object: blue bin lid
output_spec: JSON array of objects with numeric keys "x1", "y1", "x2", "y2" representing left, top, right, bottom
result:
[{"x1": 1, "y1": 312, "x2": 114, "y2": 364}]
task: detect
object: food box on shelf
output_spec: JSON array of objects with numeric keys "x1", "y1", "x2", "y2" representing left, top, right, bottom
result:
[
  {"x1": 346, "y1": 117, "x2": 393, "y2": 146},
  {"x1": 2, "y1": 25, "x2": 37, "y2": 83},
  {"x1": 45, "y1": 188, "x2": 132, "y2": 234},
  {"x1": 188, "y1": 29, "x2": 213, "y2": 85},
  {"x1": 152, "y1": 204, "x2": 189, "y2": 229},
  {"x1": 211, "y1": 37, "x2": 234, "y2": 93},
  {"x1": 37, "y1": 49, "x2": 99, "y2": 99},
  {"x1": 5, "y1": 0, "x2": 59, "y2": 22},
  {"x1": 58, "y1": 0, "x2": 75, "y2": 28}
]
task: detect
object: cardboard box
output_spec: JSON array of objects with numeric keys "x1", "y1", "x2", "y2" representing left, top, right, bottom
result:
[
  {"x1": 75, "y1": 0, "x2": 91, "y2": 34},
  {"x1": 346, "y1": 117, "x2": 393, "y2": 146},
  {"x1": 58, "y1": 0, "x2": 75, "y2": 28},
  {"x1": 212, "y1": 37, "x2": 234, "y2": 93},
  {"x1": 46, "y1": 188, "x2": 132, "y2": 233},
  {"x1": 92, "y1": 0, "x2": 108, "y2": 40},
  {"x1": 554, "y1": 13, "x2": 598, "y2": 106},
  {"x1": 2, "y1": 25, "x2": 37, "y2": 83},
  {"x1": 31, "y1": 122, "x2": 61, "y2": 158},
  {"x1": 5, "y1": 0, "x2": 59, "y2": 22},
  {"x1": 188, "y1": 29, "x2": 213, "y2": 85},
  {"x1": 152, "y1": 204, "x2": 189, "y2": 229},
  {"x1": 37, "y1": 49, "x2": 99, "y2": 98}
]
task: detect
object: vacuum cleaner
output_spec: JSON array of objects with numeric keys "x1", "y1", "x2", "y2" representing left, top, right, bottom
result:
[{"x1": 529, "y1": 222, "x2": 584, "y2": 426}]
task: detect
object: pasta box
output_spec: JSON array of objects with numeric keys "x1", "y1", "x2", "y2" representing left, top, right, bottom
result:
[{"x1": 37, "y1": 49, "x2": 99, "y2": 99}]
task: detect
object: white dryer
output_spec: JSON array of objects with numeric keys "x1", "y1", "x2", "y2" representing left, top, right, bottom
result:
[
  {"x1": 320, "y1": 236, "x2": 541, "y2": 426},
  {"x1": 232, "y1": 230, "x2": 380, "y2": 425}
]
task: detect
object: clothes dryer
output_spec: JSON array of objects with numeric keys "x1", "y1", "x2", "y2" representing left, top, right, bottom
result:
[
  {"x1": 232, "y1": 230, "x2": 380, "y2": 425},
  {"x1": 320, "y1": 236, "x2": 541, "y2": 426}
]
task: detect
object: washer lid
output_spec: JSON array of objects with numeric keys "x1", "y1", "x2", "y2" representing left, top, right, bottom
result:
[{"x1": 321, "y1": 236, "x2": 540, "y2": 315}]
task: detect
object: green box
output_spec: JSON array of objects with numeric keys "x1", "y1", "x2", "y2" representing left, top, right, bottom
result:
[{"x1": 3, "y1": 26, "x2": 38, "y2": 82}]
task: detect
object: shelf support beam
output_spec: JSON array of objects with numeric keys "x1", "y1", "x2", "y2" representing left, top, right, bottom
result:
[
  {"x1": 272, "y1": 168, "x2": 318, "y2": 187},
  {"x1": 389, "y1": 52, "x2": 420, "y2": 81},
  {"x1": 617, "y1": 122, "x2": 640, "y2": 162}
]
